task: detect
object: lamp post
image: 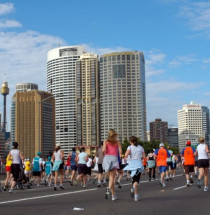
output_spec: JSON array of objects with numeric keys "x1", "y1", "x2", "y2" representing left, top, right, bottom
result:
[{"x1": 38, "y1": 93, "x2": 63, "y2": 153}]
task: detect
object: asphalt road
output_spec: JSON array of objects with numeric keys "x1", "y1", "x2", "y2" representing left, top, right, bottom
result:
[{"x1": 0, "y1": 170, "x2": 210, "y2": 215}]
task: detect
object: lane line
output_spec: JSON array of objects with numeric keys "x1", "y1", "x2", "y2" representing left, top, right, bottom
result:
[{"x1": 0, "y1": 173, "x2": 185, "y2": 205}]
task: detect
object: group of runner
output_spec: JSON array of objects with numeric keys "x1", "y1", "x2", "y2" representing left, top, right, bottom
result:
[{"x1": 2, "y1": 130, "x2": 209, "y2": 201}]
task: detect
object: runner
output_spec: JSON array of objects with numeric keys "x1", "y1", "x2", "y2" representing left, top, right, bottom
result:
[
  {"x1": 147, "y1": 150, "x2": 156, "y2": 181},
  {"x1": 69, "y1": 147, "x2": 77, "y2": 186},
  {"x1": 166, "y1": 146, "x2": 173, "y2": 181},
  {"x1": 171, "y1": 152, "x2": 177, "y2": 178},
  {"x1": 102, "y1": 129, "x2": 122, "y2": 201},
  {"x1": 76, "y1": 147, "x2": 88, "y2": 188},
  {"x1": 45, "y1": 156, "x2": 53, "y2": 187},
  {"x1": 52, "y1": 143, "x2": 65, "y2": 190},
  {"x1": 86, "y1": 154, "x2": 93, "y2": 181},
  {"x1": 181, "y1": 141, "x2": 195, "y2": 187},
  {"x1": 3, "y1": 154, "x2": 12, "y2": 191},
  {"x1": 7, "y1": 142, "x2": 24, "y2": 193},
  {"x1": 195, "y1": 137, "x2": 209, "y2": 191},
  {"x1": 124, "y1": 136, "x2": 145, "y2": 201},
  {"x1": 154, "y1": 143, "x2": 170, "y2": 187},
  {"x1": 32, "y1": 152, "x2": 42, "y2": 187},
  {"x1": 96, "y1": 142, "x2": 105, "y2": 187},
  {"x1": 24, "y1": 158, "x2": 31, "y2": 179}
]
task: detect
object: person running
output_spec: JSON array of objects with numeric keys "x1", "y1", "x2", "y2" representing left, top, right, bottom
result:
[
  {"x1": 24, "y1": 158, "x2": 31, "y2": 179},
  {"x1": 68, "y1": 147, "x2": 77, "y2": 186},
  {"x1": 154, "y1": 143, "x2": 170, "y2": 187},
  {"x1": 171, "y1": 152, "x2": 177, "y2": 178},
  {"x1": 7, "y1": 142, "x2": 24, "y2": 193},
  {"x1": 96, "y1": 142, "x2": 105, "y2": 187},
  {"x1": 32, "y1": 152, "x2": 42, "y2": 187},
  {"x1": 102, "y1": 129, "x2": 122, "y2": 201},
  {"x1": 181, "y1": 141, "x2": 195, "y2": 187},
  {"x1": 147, "y1": 150, "x2": 156, "y2": 181},
  {"x1": 86, "y1": 154, "x2": 93, "y2": 181},
  {"x1": 76, "y1": 147, "x2": 88, "y2": 188},
  {"x1": 52, "y1": 143, "x2": 64, "y2": 190},
  {"x1": 45, "y1": 156, "x2": 53, "y2": 187},
  {"x1": 3, "y1": 154, "x2": 12, "y2": 191},
  {"x1": 196, "y1": 137, "x2": 209, "y2": 191},
  {"x1": 166, "y1": 146, "x2": 173, "y2": 181},
  {"x1": 124, "y1": 136, "x2": 145, "y2": 201}
]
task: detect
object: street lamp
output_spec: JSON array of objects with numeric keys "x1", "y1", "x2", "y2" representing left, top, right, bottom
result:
[{"x1": 38, "y1": 93, "x2": 64, "y2": 153}]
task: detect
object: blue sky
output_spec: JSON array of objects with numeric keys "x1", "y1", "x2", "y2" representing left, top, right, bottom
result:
[{"x1": 0, "y1": 0, "x2": 210, "y2": 130}]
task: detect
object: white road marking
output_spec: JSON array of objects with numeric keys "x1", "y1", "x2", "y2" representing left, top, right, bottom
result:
[
  {"x1": 173, "y1": 185, "x2": 190, "y2": 190},
  {"x1": 0, "y1": 173, "x2": 184, "y2": 205}
]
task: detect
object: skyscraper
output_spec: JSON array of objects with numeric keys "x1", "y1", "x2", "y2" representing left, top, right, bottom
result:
[
  {"x1": 177, "y1": 102, "x2": 208, "y2": 151},
  {"x1": 11, "y1": 90, "x2": 55, "y2": 158},
  {"x1": 150, "y1": 118, "x2": 168, "y2": 143},
  {"x1": 99, "y1": 51, "x2": 146, "y2": 143},
  {"x1": 76, "y1": 53, "x2": 99, "y2": 153},
  {"x1": 47, "y1": 46, "x2": 85, "y2": 155}
]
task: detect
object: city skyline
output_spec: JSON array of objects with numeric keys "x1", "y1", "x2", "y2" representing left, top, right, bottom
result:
[{"x1": 0, "y1": 1, "x2": 210, "y2": 130}]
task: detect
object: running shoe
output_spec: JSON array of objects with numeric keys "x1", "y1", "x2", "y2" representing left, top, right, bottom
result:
[
  {"x1": 190, "y1": 178, "x2": 194, "y2": 184},
  {"x1": 112, "y1": 194, "x2": 117, "y2": 201},
  {"x1": 97, "y1": 182, "x2": 101, "y2": 187},
  {"x1": 166, "y1": 177, "x2": 169, "y2": 181},
  {"x1": 204, "y1": 186, "x2": 208, "y2": 192},
  {"x1": 162, "y1": 182, "x2": 166, "y2": 187},
  {"x1": 60, "y1": 185, "x2": 64, "y2": 189},
  {"x1": 82, "y1": 185, "x2": 87, "y2": 188},
  {"x1": 9, "y1": 189, "x2": 15, "y2": 193},
  {"x1": 186, "y1": 181, "x2": 190, "y2": 187},
  {"x1": 54, "y1": 186, "x2": 57, "y2": 191},
  {"x1": 149, "y1": 178, "x2": 151, "y2": 182},
  {"x1": 134, "y1": 194, "x2": 140, "y2": 201},
  {"x1": 69, "y1": 180, "x2": 73, "y2": 186},
  {"x1": 116, "y1": 181, "x2": 121, "y2": 189},
  {"x1": 3, "y1": 186, "x2": 7, "y2": 191},
  {"x1": 105, "y1": 187, "x2": 110, "y2": 199},
  {"x1": 197, "y1": 180, "x2": 201, "y2": 188},
  {"x1": 130, "y1": 188, "x2": 134, "y2": 198}
]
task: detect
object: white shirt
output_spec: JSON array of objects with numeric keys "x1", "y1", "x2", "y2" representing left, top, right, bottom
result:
[
  {"x1": 127, "y1": 145, "x2": 144, "y2": 160},
  {"x1": 11, "y1": 149, "x2": 21, "y2": 164},
  {"x1": 54, "y1": 150, "x2": 62, "y2": 161},
  {"x1": 197, "y1": 144, "x2": 208, "y2": 160},
  {"x1": 86, "y1": 158, "x2": 92, "y2": 167}
]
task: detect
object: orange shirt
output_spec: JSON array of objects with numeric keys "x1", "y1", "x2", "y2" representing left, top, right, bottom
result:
[
  {"x1": 183, "y1": 147, "x2": 195, "y2": 165},
  {"x1": 155, "y1": 148, "x2": 169, "y2": 167}
]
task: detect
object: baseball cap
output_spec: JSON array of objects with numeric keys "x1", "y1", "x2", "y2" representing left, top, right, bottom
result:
[
  {"x1": 37, "y1": 152, "x2": 41, "y2": 156},
  {"x1": 56, "y1": 143, "x2": 61, "y2": 147},
  {"x1": 186, "y1": 141, "x2": 191, "y2": 146},
  {"x1": 159, "y1": 143, "x2": 164, "y2": 147}
]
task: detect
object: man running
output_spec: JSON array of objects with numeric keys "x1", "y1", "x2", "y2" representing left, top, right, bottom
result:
[
  {"x1": 32, "y1": 152, "x2": 42, "y2": 186},
  {"x1": 154, "y1": 143, "x2": 170, "y2": 187},
  {"x1": 181, "y1": 141, "x2": 195, "y2": 186}
]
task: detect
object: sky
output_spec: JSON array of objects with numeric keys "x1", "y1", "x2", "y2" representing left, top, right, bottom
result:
[{"x1": 0, "y1": 0, "x2": 210, "y2": 130}]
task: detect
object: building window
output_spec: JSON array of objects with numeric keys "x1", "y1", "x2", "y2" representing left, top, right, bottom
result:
[{"x1": 113, "y1": 65, "x2": 125, "y2": 78}]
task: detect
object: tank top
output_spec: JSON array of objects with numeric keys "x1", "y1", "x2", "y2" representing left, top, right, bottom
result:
[
  {"x1": 10, "y1": 149, "x2": 20, "y2": 164},
  {"x1": 183, "y1": 147, "x2": 195, "y2": 165},
  {"x1": 6, "y1": 155, "x2": 12, "y2": 166},
  {"x1": 78, "y1": 152, "x2": 87, "y2": 164},
  {"x1": 156, "y1": 148, "x2": 168, "y2": 167},
  {"x1": 197, "y1": 144, "x2": 208, "y2": 160},
  {"x1": 54, "y1": 150, "x2": 62, "y2": 161},
  {"x1": 33, "y1": 157, "x2": 41, "y2": 172},
  {"x1": 71, "y1": 151, "x2": 76, "y2": 165},
  {"x1": 25, "y1": 161, "x2": 31, "y2": 171},
  {"x1": 105, "y1": 141, "x2": 118, "y2": 156}
]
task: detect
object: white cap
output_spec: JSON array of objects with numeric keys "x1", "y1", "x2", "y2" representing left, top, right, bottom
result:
[
  {"x1": 159, "y1": 143, "x2": 164, "y2": 147},
  {"x1": 56, "y1": 143, "x2": 61, "y2": 147}
]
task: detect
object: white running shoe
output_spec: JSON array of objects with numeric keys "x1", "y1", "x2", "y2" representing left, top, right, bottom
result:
[
  {"x1": 134, "y1": 194, "x2": 140, "y2": 201},
  {"x1": 112, "y1": 194, "x2": 117, "y2": 201},
  {"x1": 204, "y1": 186, "x2": 208, "y2": 192}
]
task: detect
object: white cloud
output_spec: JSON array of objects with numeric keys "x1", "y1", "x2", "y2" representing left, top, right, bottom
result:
[
  {"x1": 169, "y1": 54, "x2": 197, "y2": 67},
  {"x1": 203, "y1": 58, "x2": 210, "y2": 64},
  {"x1": 0, "y1": 3, "x2": 14, "y2": 15},
  {"x1": 0, "y1": 19, "x2": 22, "y2": 28},
  {"x1": 179, "y1": 1, "x2": 210, "y2": 36}
]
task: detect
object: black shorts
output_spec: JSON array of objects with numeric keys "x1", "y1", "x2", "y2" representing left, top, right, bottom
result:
[
  {"x1": 195, "y1": 161, "x2": 198, "y2": 167},
  {"x1": 98, "y1": 164, "x2": 104, "y2": 174},
  {"x1": 11, "y1": 164, "x2": 21, "y2": 182},
  {"x1": 87, "y1": 167, "x2": 91, "y2": 176},
  {"x1": 166, "y1": 161, "x2": 173, "y2": 170},
  {"x1": 184, "y1": 165, "x2": 194, "y2": 174},
  {"x1": 77, "y1": 164, "x2": 87, "y2": 175},
  {"x1": 71, "y1": 165, "x2": 77, "y2": 171},
  {"x1": 118, "y1": 163, "x2": 126, "y2": 170},
  {"x1": 33, "y1": 171, "x2": 41, "y2": 176},
  {"x1": 198, "y1": 159, "x2": 209, "y2": 168},
  {"x1": 132, "y1": 171, "x2": 141, "y2": 184}
]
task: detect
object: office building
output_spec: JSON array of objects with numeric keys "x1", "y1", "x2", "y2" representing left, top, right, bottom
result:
[
  {"x1": 150, "y1": 118, "x2": 168, "y2": 143},
  {"x1": 16, "y1": 83, "x2": 38, "y2": 92},
  {"x1": 100, "y1": 51, "x2": 147, "y2": 143},
  {"x1": 177, "y1": 102, "x2": 208, "y2": 150},
  {"x1": 168, "y1": 127, "x2": 178, "y2": 148},
  {"x1": 11, "y1": 90, "x2": 55, "y2": 159},
  {"x1": 76, "y1": 53, "x2": 99, "y2": 153},
  {"x1": 47, "y1": 46, "x2": 85, "y2": 155}
]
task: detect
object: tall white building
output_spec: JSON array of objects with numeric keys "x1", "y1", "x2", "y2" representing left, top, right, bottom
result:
[
  {"x1": 177, "y1": 102, "x2": 209, "y2": 151},
  {"x1": 47, "y1": 46, "x2": 85, "y2": 155},
  {"x1": 100, "y1": 51, "x2": 147, "y2": 143}
]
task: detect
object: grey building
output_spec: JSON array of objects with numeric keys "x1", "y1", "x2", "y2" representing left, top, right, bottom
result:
[
  {"x1": 99, "y1": 51, "x2": 147, "y2": 143},
  {"x1": 168, "y1": 127, "x2": 178, "y2": 148}
]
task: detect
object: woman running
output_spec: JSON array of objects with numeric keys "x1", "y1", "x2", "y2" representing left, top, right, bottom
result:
[
  {"x1": 124, "y1": 136, "x2": 145, "y2": 201},
  {"x1": 196, "y1": 137, "x2": 209, "y2": 191},
  {"x1": 102, "y1": 129, "x2": 122, "y2": 201},
  {"x1": 51, "y1": 143, "x2": 64, "y2": 190},
  {"x1": 8, "y1": 142, "x2": 24, "y2": 193}
]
